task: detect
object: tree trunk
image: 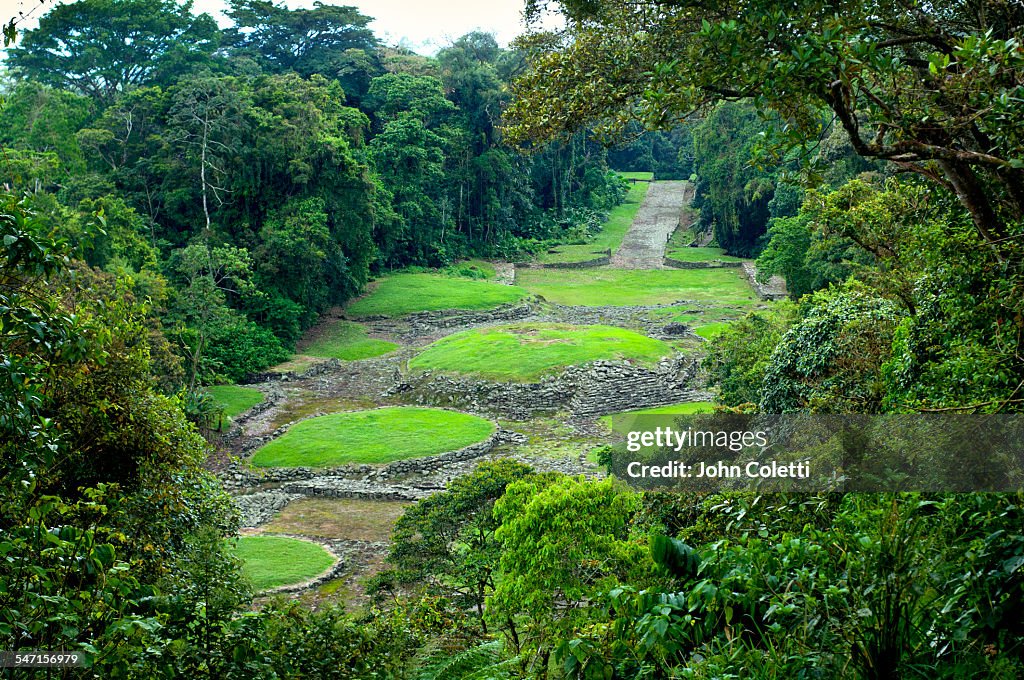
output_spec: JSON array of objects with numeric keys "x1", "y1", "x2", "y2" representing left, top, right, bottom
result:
[{"x1": 938, "y1": 159, "x2": 1008, "y2": 246}]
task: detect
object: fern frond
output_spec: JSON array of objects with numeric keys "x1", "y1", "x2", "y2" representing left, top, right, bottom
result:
[{"x1": 415, "y1": 639, "x2": 510, "y2": 680}]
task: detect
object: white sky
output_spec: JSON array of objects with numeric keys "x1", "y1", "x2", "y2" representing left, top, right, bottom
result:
[{"x1": 1, "y1": 0, "x2": 562, "y2": 55}]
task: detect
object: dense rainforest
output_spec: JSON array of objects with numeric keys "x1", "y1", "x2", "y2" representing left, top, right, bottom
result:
[
  {"x1": 1, "y1": 0, "x2": 634, "y2": 390},
  {"x1": 2, "y1": 0, "x2": 1024, "y2": 678}
]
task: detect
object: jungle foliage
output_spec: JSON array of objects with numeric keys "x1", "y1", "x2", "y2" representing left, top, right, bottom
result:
[
  {"x1": 3, "y1": 0, "x2": 1024, "y2": 677},
  {"x1": 2, "y1": 0, "x2": 626, "y2": 391}
]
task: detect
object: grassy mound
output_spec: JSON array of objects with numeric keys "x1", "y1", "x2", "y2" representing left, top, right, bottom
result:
[
  {"x1": 207, "y1": 384, "x2": 264, "y2": 419},
  {"x1": 346, "y1": 273, "x2": 528, "y2": 318},
  {"x1": 250, "y1": 406, "x2": 495, "y2": 467},
  {"x1": 233, "y1": 536, "x2": 335, "y2": 590},
  {"x1": 408, "y1": 323, "x2": 673, "y2": 382},
  {"x1": 516, "y1": 267, "x2": 757, "y2": 307},
  {"x1": 300, "y1": 320, "x2": 397, "y2": 360},
  {"x1": 539, "y1": 176, "x2": 651, "y2": 264}
]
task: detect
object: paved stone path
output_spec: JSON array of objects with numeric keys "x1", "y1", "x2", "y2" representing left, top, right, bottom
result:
[
  {"x1": 492, "y1": 261, "x2": 516, "y2": 285},
  {"x1": 610, "y1": 181, "x2": 692, "y2": 269}
]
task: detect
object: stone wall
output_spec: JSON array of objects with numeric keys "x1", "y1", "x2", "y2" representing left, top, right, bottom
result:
[
  {"x1": 662, "y1": 257, "x2": 744, "y2": 270},
  {"x1": 218, "y1": 386, "x2": 285, "y2": 443},
  {"x1": 401, "y1": 301, "x2": 537, "y2": 332},
  {"x1": 242, "y1": 358, "x2": 342, "y2": 385},
  {"x1": 355, "y1": 301, "x2": 537, "y2": 330},
  {"x1": 277, "y1": 478, "x2": 432, "y2": 502},
  {"x1": 742, "y1": 262, "x2": 788, "y2": 301},
  {"x1": 221, "y1": 427, "x2": 516, "y2": 492},
  {"x1": 539, "y1": 251, "x2": 611, "y2": 269},
  {"x1": 568, "y1": 360, "x2": 708, "y2": 417},
  {"x1": 235, "y1": 489, "x2": 303, "y2": 527},
  {"x1": 394, "y1": 356, "x2": 711, "y2": 419}
]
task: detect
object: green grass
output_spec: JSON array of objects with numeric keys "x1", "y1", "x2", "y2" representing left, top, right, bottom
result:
[
  {"x1": 233, "y1": 536, "x2": 336, "y2": 590},
  {"x1": 538, "y1": 177, "x2": 651, "y2": 264},
  {"x1": 667, "y1": 227, "x2": 696, "y2": 251},
  {"x1": 250, "y1": 406, "x2": 495, "y2": 467},
  {"x1": 599, "y1": 401, "x2": 716, "y2": 428},
  {"x1": 408, "y1": 323, "x2": 674, "y2": 382},
  {"x1": 645, "y1": 307, "x2": 704, "y2": 325},
  {"x1": 263, "y1": 499, "x2": 409, "y2": 541},
  {"x1": 538, "y1": 245, "x2": 613, "y2": 265},
  {"x1": 301, "y1": 320, "x2": 398, "y2": 360},
  {"x1": 346, "y1": 273, "x2": 528, "y2": 318},
  {"x1": 207, "y1": 384, "x2": 264, "y2": 419},
  {"x1": 268, "y1": 356, "x2": 320, "y2": 374},
  {"x1": 694, "y1": 322, "x2": 732, "y2": 340},
  {"x1": 442, "y1": 259, "x2": 496, "y2": 278},
  {"x1": 516, "y1": 267, "x2": 758, "y2": 307},
  {"x1": 616, "y1": 401, "x2": 716, "y2": 416},
  {"x1": 665, "y1": 246, "x2": 745, "y2": 262},
  {"x1": 616, "y1": 171, "x2": 655, "y2": 181}
]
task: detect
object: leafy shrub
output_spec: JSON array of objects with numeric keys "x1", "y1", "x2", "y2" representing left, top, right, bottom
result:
[
  {"x1": 565, "y1": 492, "x2": 1024, "y2": 679},
  {"x1": 705, "y1": 301, "x2": 798, "y2": 407},
  {"x1": 206, "y1": 319, "x2": 290, "y2": 381},
  {"x1": 761, "y1": 286, "x2": 902, "y2": 413}
]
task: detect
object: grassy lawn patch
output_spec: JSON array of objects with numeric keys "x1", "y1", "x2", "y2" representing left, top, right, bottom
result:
[
  {"x1": 267, "y1": 356, "x2": 320, "y2": 374},
  {"x1": 233, "y1": 535, "x2": 335, "y2": 590},
  {"x1": 537, "y1": 244, "x2": 612, "y2": 264},
  {"x1": 263, "y1": 498, "x2": 409, "y2": 541},
  {"x1": 538, "y1": 176, "x2": 651, "y2": 264},
  {"x1": 599, "y1": 401, "x2": 716, "y2": 429},
  {"x1": 442, "y1": 259, "x2": 496, "y2": 278},
  {"x1": 301, "y1": 320, "x2": 397, "y2": 360},
  {"x1": 666, "y1": 246, "x2": 745, "y2": 262},
  {"x1": 207, "y1": 384, "x2": 264, "y2": 419},
  {"x1": 616, "y1": 171, "x2": 655, "y2": 181},
  {"x1": 492, "y1": 414, "x2": 612, "y2": 462},
  {"x1": 408, "y1": 323, "x2": 673, "y2": 382},
  {"x1": 517, "y1": 267, "x2": 758, "y2": 307},
  {"x1": 694, "y1": 322, "x2": 732, "y2": 340},
  {"x1": 667, "y1": 226, "x2": 696, "y2": 250},
  {"x1": 250, "y1": 406, "x2": 495, "y2": 467},
  {"x1": 268, "y1": 394, "x2": 378, "y2": 431},
  {"x1": 346, "y1": 273, "x2": 528, "y2": 318}
]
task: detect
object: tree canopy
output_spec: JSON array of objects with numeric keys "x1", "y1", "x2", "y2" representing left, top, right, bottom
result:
[
  {"x1": 507, "y1": 0, "x2": 1024, "y2": 246},
  {"x1": 225, "y1": 0, "x2": 380, "y2": 85},
  {"x1": 7, "y1": 0, "x2": 220, "y2": 104}
]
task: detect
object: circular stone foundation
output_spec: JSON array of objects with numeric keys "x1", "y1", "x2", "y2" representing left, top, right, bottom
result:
[
  {"x1": 249, "y1": 406, "x2": 495, "y2": 468},
  {"x1": 408, "y1": 323, "x2": 674, "y2": 382},
  {"x1": 232, "y1": 535, "x2": 336, "y2": 590}
]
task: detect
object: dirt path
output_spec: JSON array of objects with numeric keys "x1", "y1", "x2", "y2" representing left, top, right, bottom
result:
[{"x1": 610, "y1": 181, "x2": 692, "y2": 269}]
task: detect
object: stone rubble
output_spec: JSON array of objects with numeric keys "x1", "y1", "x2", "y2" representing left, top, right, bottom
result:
[
  {"x1": 742, "y1": 262, "x2": 789, "y2": 301},
  {"x1": 392, "y1": 356, "x2": 712, "y2": 420},
  {"x1": 235, "y1": 490, "x2": 303, "y2": 528}
]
